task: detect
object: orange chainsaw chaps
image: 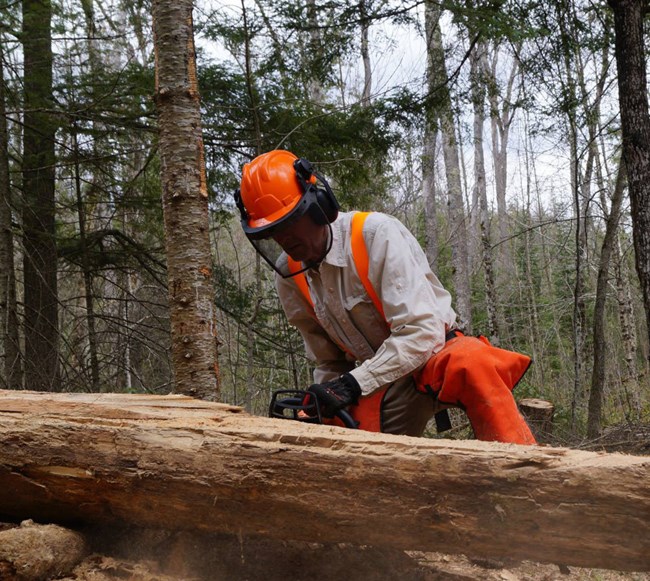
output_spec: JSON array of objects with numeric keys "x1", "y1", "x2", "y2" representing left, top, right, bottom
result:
[{"x1": 415, "y1": 335, "x2": 537, "y2": 445}]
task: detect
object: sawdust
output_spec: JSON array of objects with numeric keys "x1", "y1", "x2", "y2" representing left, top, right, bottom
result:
[
  {"x1": 56, "y1": 537, "x2": 649, "y2": 581},
  {"x1": 61, "y1": 555, "x2": 182, "y2": 581},
  {"x1": 60, "y1": 551, "x2": 650, "y2": 581}
]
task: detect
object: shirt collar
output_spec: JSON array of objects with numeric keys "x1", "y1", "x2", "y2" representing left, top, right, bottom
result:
[{"x1": 317, "y1": 213, "x2": 349, "y2": 268}]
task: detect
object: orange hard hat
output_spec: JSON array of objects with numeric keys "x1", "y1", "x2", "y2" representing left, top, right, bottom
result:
[
  {"x1": 238, "y1": 150, "x2": 316, "y2": 234},
  {"x1": 234, "y1": 150, "x2": 340, "y2": 258}
]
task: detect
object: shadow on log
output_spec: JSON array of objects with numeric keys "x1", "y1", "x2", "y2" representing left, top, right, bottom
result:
[{"x1": 0, "y1": 390, "x2": 648, "y2": 572}]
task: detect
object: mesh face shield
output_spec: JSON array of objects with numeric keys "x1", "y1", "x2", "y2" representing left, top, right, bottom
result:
[{"x1": 250, "y1": 206, "x2": 333, "y2": 278}]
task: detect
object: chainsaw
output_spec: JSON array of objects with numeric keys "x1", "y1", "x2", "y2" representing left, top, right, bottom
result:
[{"x1": 269, "y1": 390, "x2": 358, "y2": 429}]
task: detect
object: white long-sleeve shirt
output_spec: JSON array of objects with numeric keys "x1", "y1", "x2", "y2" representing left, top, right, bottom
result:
[{"x1": 276, "y1": 211, "x2": 457, "y2": 396}]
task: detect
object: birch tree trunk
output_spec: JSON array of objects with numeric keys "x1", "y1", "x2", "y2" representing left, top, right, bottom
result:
[
  {"x1": 426, "y1": 1, "x2": 472, "y2": 331},
  {"x1": 22, "y1": 0, "x2": 60, "y2": 391},
  {"x1": 152, "y1": 0, "x2": 219, "y2": 399},
  {"x1": 488, "y1": 46, "x2": 519, "y2": 286},
  {"x1": 0, "y1": 44, "x2": 22, "y2": 390},
  {"x1": 360, "y1": 0, "x2": 372, "y2": 107},
  {"x1": 609, "y1": 0, "x2": 650, "y2": 356}
]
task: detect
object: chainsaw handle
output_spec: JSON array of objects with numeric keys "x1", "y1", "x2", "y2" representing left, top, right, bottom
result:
[{"x1": 333, "y1": 408, "x2": 358, "y2": 429}]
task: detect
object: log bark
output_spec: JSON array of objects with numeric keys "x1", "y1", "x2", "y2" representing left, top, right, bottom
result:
[{"x1": 0, "y1": 390, "x2": 648, "y2": 572}]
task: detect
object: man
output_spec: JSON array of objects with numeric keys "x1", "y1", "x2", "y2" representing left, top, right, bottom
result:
[{"x1": 235, "y1": 149, "x2": 536, "y2": 444}]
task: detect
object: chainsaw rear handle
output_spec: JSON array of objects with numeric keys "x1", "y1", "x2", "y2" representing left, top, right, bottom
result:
[
  {"x1": 269, "y1": 390, "x2": 359, "y2": 429},
  {"x1": 334, "y1": 408, "x2": 357, "y2": 429}
]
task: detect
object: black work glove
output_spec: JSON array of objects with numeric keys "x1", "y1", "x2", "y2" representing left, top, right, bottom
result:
[{"x1": 307, "y1": 373, "x2": 362, "y2": 418}]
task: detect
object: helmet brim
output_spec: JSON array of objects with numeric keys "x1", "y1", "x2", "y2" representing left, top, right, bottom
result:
[{"x1": 241, "y1": 188, "x2": 315, "y2": 240}]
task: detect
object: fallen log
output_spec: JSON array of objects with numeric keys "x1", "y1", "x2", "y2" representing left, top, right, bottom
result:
[{"x1": 0, "y1": 390, "x2": 648, "y2": 572}]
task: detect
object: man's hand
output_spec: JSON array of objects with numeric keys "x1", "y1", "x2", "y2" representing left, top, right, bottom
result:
[{"x1": 307, "y1": 373, "x2": 362, "y2": 418}]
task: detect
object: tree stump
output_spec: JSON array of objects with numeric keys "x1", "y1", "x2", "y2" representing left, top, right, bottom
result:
[{"x1": 519, "y1": 398, "x2": 555, "y2": 441}]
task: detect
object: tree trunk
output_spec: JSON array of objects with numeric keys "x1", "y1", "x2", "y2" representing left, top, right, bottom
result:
[
  {"x1": 0, "y1": 390, "x2": 648, "y2": 572},
  {"x1": 422, "y1": 1, "x2": 440, "y2": 273},
  {"x1": 614, "y1": 237, "x2": 641, "y2": 419},
  {"x1": 587, "y1": 162, "x2": 626, "y2": 438},
  {"x1": 441, "y1": 117, "x2": 472, "y2": 332},
  {"x1": 422, "y1": 135, "x2": 439, "y2": 272},
  {"x1": 152, "y1": 0, "x2": 219, "y2": 399},
  {"x1": 426, "y1": 3, "x2": 472, "y2": 331},
  {"x1": 72, "y1": 127, "x2": 101, "y2": 391},
  {"x1": 22, "y1": 0, "x2": 60, "y2": 391},
  {"x1": 470, "y1": 39, "x2": 499, "y2": 343},
  {"x1": 0, "y1": 41, "x2": 22, "y2": 390},
  {"x1": 488, "y1": 44, "x2": 519, "y2": 307},
  {"x1": 360, "y1": 0, "x2": 372, "y2": 107},
  {"x1": 609, "y1": 0, "x2": 650, "y2": 357},
  {"x1": 521, "y1": 146, "x2": 542, "y2": 373},
  {"x1": 555, "y1": 3, "x2": 589, "y2": 430},
  {"x1": 305, "y1": 0, "x2": 324, "y2": 104}
]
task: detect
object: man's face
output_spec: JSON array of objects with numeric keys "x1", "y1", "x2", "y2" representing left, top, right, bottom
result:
[{"x1": 272, "y1": 213, "x2": 329, "y2": 264}]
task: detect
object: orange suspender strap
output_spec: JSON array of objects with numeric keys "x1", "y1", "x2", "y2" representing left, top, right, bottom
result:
[
  {"x1": 349, "y1": 212, "x2": 386, "y2": 320},
  {"x1": 287, "y1": 258, "x2": 314, "y2": 310}
]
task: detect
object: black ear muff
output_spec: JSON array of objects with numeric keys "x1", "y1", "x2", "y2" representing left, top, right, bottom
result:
[
  {"x1": 312, "y1": 170, "x2": 340, "y2": 224},
  {"x1": 234, "y1": 189, "x2": 248, "y2": 222},
  {"x1": 293, "y1": 158, "x2": 340, "y2": 225}
]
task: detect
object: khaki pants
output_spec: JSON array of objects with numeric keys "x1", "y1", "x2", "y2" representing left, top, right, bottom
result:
[{"x1": 380, "y1": 376, "x2": 443, "y2": 437}]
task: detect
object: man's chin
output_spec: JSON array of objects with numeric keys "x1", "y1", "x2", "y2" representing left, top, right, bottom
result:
[{"x1": 287, "y1": 249, "x2": 308, "y2": 262}]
